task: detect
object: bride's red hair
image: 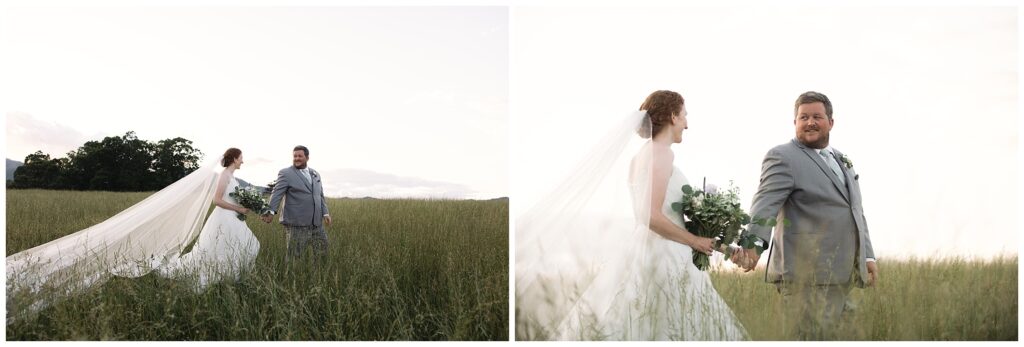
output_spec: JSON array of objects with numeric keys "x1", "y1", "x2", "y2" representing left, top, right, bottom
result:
[
  {"x1": 638, "y1": 90, "x2": 684, "y2": 139},
  {"x1": 221, "y1": 148, "x2": 241, "y2": 167}
]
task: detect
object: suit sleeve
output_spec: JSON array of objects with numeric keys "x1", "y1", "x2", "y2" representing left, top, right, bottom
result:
[
  {"x1": 268, "y1": 170, "x2": 289, "y2": 215},
  {"x1": 864, "y1": 215, "x2": 875, "y2": 260},
  {"x1": 747, "y1": 147, "x2": 796, "y2": 242},
  {"x1": 320, "y1": 173, "x2": 330, "y2": 216}
]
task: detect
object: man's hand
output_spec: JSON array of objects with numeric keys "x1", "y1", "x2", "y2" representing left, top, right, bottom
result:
[
  {"x1": 866, "y1": 261, "x2": 879, "y2": 287},
  {"x1": 260, "y1": 214, "x2": 272, "y2": 224},
  {"x1": 728, "y1": 245, "x2": 748, "y2": 268},
  {"x1": 742, "y1": 247, "x2": 760, "y2": 272},
  {"x1": 324, "y1": 215, "x2": 332, "y2": 227}
]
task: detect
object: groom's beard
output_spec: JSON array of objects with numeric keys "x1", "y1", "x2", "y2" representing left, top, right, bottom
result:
[
  {"x1": 293, "y1": 163, "x2": 307, "y2": 169},
  {"x1": 799, "y1": 131, "x2": 830, "y2": 149},
  {"x1": 808, "y1": 132, "x2": 830, "y2": 148}
]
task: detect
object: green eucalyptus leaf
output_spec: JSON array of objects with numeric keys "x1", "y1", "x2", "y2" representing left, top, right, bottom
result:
[
  {"x1": 671, "y1": 202, "x2": 683, "y2": 212},
  {"x1": 738, "y1": 237, "x2": 753, "y2": 248}
]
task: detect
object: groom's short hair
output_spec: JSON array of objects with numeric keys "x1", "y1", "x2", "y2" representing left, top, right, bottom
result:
[
  {"x1": 794, "y1": 91, "x2": 833, "y2": 119},
  {"x1": 294, "y1": 145, "x2": 309, "y2": 156}
]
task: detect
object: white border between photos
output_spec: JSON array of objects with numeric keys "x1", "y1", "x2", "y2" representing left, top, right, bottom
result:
[{"x1": 1, "y1": 0, "x2": 1020, "y2": 345}]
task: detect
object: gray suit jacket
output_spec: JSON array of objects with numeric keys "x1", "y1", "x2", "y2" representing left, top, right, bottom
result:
[
  {"x1": 747, "y1": 139, "x2": 875, "y2": 287},
  {"x1": 267, "y1": 166, "x2": 330, "y2": 227}
]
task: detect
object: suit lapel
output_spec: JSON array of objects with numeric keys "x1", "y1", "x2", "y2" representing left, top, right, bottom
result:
[
  {"x1": 292, "y1": 166, "x2": 312, "y2": 191},
  {"x1": 309, "y1": 169, "x2": 317, "y2": 193},
  {"x1": 833, "y1": 149, "x2": 855, "y2": 195},
  {"x1": 792, "y1": 139, "x2": 850, "y2": 203}
]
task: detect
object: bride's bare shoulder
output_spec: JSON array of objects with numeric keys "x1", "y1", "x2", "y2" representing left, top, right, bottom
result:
[
  {"x1": 651, "y1": 145, "x2": 675, "y2": 166},
  {"x1": 217, "y1": 170, "x2": 234, "y2": 184}
]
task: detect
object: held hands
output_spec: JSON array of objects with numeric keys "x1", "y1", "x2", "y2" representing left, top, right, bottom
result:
[
  {"x1": 693, "y1": 241, "x2": 761, "y2": 270},
  {"x1": 740, "y1": 247, "x2": 760, "y2": 272},
  {"x1": 725, "y1": 245, "x2": 758, "y2": 270},
  {"x1": 726, "y1": 245, "x2": 748, "y2": 268}
]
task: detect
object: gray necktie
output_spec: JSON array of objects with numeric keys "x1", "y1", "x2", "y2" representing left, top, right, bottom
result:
[
  {"x1": 301, "y1": 168, "x2": 312, "y2": 185},
  {"x1": 820, "y1": 150, "x2": 845, "y2": 185}
]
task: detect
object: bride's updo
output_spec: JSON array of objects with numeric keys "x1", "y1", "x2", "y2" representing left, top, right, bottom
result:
[
  {"x1": 222, "y1": 148, "x2": 241, "y2": 167},
  {"x1": 637, "y1": 90, "x2": 684, "y2": 138}
]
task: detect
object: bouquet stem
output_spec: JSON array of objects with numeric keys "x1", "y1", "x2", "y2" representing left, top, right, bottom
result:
[{"x1": 692, "y1": 251, "x2": 710, "y2": 271}]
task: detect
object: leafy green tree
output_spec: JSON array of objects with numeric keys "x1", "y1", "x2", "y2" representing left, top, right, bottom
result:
[
  {"x1": 13, "y1": 132, "x2": 203, "y2": 192},
  {"x1": 12, "y1": 151, "x2": 66, "y2": 189},
  {"x1": 150, "y1": 137, "x2": 202, "y2": 190},
  {"x1": 63, "y1": 132, "x2": 154, "y2": 191}
]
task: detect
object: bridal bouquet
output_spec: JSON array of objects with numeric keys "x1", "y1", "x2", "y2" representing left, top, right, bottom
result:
[
  {"x1": 229, "y1": 185, "x2": 271, "y2": 221},
  {"x1": 671, "y1": 181, "x2": 780, "y2": 271}
]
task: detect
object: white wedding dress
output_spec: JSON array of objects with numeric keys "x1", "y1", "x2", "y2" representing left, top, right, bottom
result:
[
  {"x1": 158, "y1": 176, "x2": 260, "y2": 292},
  {"x1": 614, "y1": 165, "x2": 746, "y2": 340},
  {"x1": 7, "y1": 159, "x2": 260, "y2": 323},
  {"x1": 516, "y1": 111, "x2": 747, "y2": 340}
]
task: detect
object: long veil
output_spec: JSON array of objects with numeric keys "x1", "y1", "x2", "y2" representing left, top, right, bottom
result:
[
  {"x1": 515, "y1": 110, "x2": 660, "y2": 340},
  {"x1": 6, "y1": 157, "x2": 223, "y2": 322}
]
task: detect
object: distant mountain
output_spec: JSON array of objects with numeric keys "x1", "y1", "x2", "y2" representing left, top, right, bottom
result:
[
  {"x1": 7, "y1": 159, "x2": 22, "y2": 181},
  {"x1": 233, "y1": 177, "x2": 267, "y2": 193}
]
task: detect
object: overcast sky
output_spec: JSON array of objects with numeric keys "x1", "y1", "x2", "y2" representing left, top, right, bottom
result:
[
  {"x1": 511, "y1": 6, "x2": 1017, "y2": 260},
  {"x1": 2, "y1": 3, "x2": 1020, "y2": 259},
  {"x1": 2, "y1": 6, "x2": 508, "y2": 199}
]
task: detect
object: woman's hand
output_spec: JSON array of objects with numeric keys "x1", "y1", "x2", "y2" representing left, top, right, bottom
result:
[
  {"x1": 687, "y1": 235, "x2": 715, "y2": 256},
  {"x1": 238, "y1": 207, "x2": 251, "y2": 214}
]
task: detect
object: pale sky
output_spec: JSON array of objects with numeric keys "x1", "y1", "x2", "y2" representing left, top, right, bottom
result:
[
  {"x1": 511, "y1": 7, "x2": 1018, "y2": 260},
  {"x1": 2, "y1": 6, "x2": 508, "y2": 199}
]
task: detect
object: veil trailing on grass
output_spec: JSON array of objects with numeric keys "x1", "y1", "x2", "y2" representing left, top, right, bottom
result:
[
  {"x1": 516, "y1": 110, "x2": 661, "y2": 339},
  {"x1": 6, "y1": 158, "x2": 223, "y2": 323}
]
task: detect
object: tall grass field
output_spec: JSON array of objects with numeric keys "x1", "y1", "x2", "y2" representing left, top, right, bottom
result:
[
  {"x1": 6, "y1": 189, "x2": 508, "y2": 341},
  {"x1": 710, "y1": 256, "x2": 1017, "y2": 340},
  {"x1": 516, "y1": 255, "x2": 1017, "y2": 340}
]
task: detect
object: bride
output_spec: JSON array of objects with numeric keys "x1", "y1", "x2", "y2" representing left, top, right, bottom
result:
[
  {"x1": 158, "y1": 148, "x2": 260, "y2": 290},
  {"x1": 516, "y1": 90, "x2": 747, "y2": 340},
  {"x1": 6, "y1": 147, "x2": 261, "y2": 322}
]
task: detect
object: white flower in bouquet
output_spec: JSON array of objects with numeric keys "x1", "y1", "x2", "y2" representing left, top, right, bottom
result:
[{"x1": 705, "y1": 183, "x2": 719, "y2": 195}]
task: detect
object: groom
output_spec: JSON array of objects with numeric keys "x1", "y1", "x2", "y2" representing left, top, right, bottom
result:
[
  {"x1": 740, "y1": 91, "x2": 878, "y2": 340},
  {"x1": 261, "y1": 145, "x2": 332, "y2": 261}
]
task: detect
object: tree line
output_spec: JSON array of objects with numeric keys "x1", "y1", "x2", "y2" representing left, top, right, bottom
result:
[{"x1": 11, "y1": 131, "x2": 203, "y2": 192}]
